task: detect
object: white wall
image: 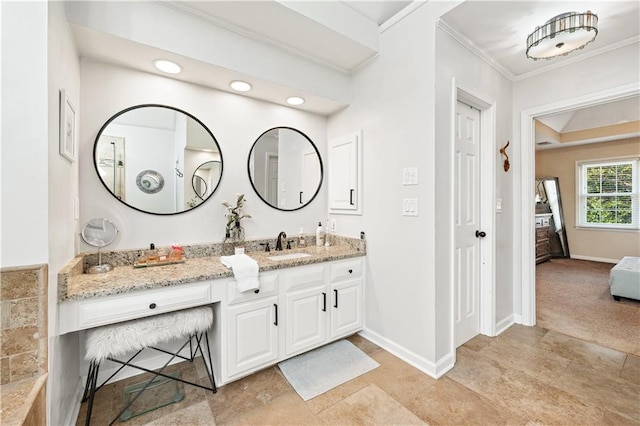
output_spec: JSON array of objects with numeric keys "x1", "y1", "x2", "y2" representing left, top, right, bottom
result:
[
  {"x1": 512, "y1": 43, "x2": 640, "y2": 317},
  {"x1": 79, "y1": 60, "x2": 328, "y2": 251},
  {"x1": 47, "y1": 2, "x2": 83, "y2": 425},
  {"x1": 328, "y1": 2, "x2": 459, "y2": 376},
  {"x1": 434, "y1": 27, "x2": 514, "y2": 358},
  {"x1": 0, "y1": 1, "x2": 49, "y2": 267}
]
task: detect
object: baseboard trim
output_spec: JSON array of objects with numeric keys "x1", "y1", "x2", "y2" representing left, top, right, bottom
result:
[
  {"x1": 570, "y1": 254, "x2": 619, "y2": 264},
  {"x1": 495, "y1": 314, "x2": 516, "y2": 335},
  {"x1": 358, "y1": 328, "x2": 454, "y2": 379}
]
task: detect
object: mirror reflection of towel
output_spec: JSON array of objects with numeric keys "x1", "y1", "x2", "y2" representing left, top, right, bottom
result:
[{"x1": 221, "y1": 254, "x2": 259, "y2": 292}]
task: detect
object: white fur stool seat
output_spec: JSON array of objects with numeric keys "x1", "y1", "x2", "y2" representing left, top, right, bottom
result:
[
  {"x1": 85, "y1": 305, "x2": 213, "y2": 362},
  {"x1": 82, "y1": 305, "x2": 216, "y2": 426}
]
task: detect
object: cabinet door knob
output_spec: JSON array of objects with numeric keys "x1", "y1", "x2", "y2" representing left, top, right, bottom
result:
[
  {"x1": 149, "y1": 303, "x2": 157, "y2": 309},
  {"x1": 348, "y1": 269, "x2": 353, "y2": 274}
]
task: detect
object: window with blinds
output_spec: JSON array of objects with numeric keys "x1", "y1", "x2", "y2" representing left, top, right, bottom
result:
[{"x1": 577, "y1": 158, "x2": 639, "y2": 229}]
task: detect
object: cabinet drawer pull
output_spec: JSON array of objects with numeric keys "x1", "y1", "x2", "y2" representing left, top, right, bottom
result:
[
  {"x1": 334, "y1": 289, "x2": 338, "y2": 308},
  {"x1": 349, "y1": 189, "x2": 355, "y2": 205},
  {"x1": 273, "y1": 303, "x2": 279, "y2": 326},
  {"x1": 149, "y1": 303, "x2": 157, "y2": 310},
  {"x1": 254, "y1": 289, "x2": 260, "y2": 294},
  {"x1": 322, "y1": 292, "x2": 327, "y2": 312}
]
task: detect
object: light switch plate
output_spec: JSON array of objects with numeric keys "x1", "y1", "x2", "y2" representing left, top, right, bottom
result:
[
  {"x1": 402, "y1": 167, "x2": 419, "y2": 185},
  {"x1": 496, "y1": 197, "x2": 503, "y2": 213},
  {"x1": 402, "y1": 198, "x2": 419, "y2": 216}
]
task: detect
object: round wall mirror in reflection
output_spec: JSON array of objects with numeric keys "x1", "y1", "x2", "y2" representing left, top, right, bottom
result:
[
  {"x1": 93, "y1": 105, "x2": 223, "y2": 215},
  {"x1": 248, "y1": 127, "x2": 323, "y2": 211},
  {"x1": 192, "y1": 160, "x2": 221, "y2": 201}
]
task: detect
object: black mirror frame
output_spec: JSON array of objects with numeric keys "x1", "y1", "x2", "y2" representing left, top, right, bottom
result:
[
  {"x1": 247, "y1": 126, "x2": 323, "y2": 212},
  {"x1": 93, "y1": 104, "x2": 224, "y2": 215}
]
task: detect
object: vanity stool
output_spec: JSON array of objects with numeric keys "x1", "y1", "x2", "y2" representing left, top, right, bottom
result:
[{"x1": 81, "y1": 305, "x2": 217, "y2": 425}]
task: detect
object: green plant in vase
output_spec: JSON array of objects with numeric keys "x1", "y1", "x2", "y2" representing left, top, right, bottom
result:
[{"x1": 222, "y1": 194, "x2": 252, "y2": 245}]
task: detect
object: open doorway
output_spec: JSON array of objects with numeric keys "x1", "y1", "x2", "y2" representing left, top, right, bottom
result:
[{"x1": 521, "y1": 86, "x2": 639, "y2": 336}]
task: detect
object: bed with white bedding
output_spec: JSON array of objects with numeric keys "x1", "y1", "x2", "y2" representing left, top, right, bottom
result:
[{"x1": 610, "y1": 256, "x2": 640, "y2": 301}]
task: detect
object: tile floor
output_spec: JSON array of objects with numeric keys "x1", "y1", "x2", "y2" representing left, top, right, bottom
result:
[{"x1": 76, "y1": 325, "x2": 640, "y2": 425}]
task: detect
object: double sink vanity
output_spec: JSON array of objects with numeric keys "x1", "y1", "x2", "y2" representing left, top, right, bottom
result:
[{"x1": 58, "y1": 236, "x2": 365, "y2": 385}]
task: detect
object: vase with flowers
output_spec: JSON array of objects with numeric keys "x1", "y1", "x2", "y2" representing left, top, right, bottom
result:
[{"x1": 222, "y1": 194, "x2": 251, "y2": 254}]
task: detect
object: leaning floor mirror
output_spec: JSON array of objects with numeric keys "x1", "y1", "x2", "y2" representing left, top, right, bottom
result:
[{"x1": 535, "y1": 177, "x2": 570, "y2": 258}]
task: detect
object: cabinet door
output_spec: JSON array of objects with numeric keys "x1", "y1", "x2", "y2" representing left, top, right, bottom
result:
[
  {"x1": 329, "y1": 130, "x2": 362, "y2": 214},
  {"x1": 285, "y1": 284, "x2": 328, "y2": 356},
  {"x1": 330, "y1": 278, "x2": 363, "y2": 339},
  {"x1": 227, "y1": 296, "x2": 279, "y2": 377}
]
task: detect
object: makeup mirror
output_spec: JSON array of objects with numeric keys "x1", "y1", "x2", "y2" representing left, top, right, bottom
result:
[
  {"x1": 81, "y1": 218, "x2": 118, "y2": 274},
  {"x1": 94, "y1": 105, "x2": 223, "y2": 215},
  {"x1": 248, "y1": 127, "x2": 323, "y2": 211}
]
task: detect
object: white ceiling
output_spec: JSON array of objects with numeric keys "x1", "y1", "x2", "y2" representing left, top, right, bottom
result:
[{"x1": 69, "y1": 1, "x2": 639, "y2": 120}]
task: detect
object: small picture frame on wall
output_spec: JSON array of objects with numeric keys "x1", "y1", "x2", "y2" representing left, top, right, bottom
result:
[{"x1": 59, "y1": 89, "x2": 77, "y2": 162}]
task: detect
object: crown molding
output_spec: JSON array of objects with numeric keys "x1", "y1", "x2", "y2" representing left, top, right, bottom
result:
[
  {"x1": 514, "y1": 35, "x2": 640, "y2": 81},
  {"x1": 437, "y1": 20, "x2": 515, "y2": 81}
]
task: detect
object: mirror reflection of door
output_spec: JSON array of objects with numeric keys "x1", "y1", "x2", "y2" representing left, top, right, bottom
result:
[
  {"x1": 265, "y1": 153, "x2": 278, "y2": 206},
  {"x1": 301, "y1": 150, "x2": 319, "y2": 206},
  {"x1": 96, "y1": 136, "x2": 125, "y2": 200},
  {"x1": 248, "y1": 127, "x2": 323, "y2": 211}
]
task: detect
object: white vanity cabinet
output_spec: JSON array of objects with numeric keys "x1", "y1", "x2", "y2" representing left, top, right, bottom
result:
[
  {"x1": 329, "y1": 258, "x2": 364, "y2": 339},
  {"x1": 226, "y1": 272, "x2": 279, "y2": 378},
  {"x1": 328, "y1": 130, "x2": 362, "y2": 215},
  {"x1": 283, "y1": 264, "x2": 328, "y2": 357}
]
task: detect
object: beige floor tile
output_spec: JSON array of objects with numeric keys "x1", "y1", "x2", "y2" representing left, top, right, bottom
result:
[
  {"x1": 554, "y1": 362, "x2": 640, "y2": 420},
  {"x1": 461, "y1": 334, "x2": 493, "y2": 352},
  {"x1": 316, "y1": 384, "x2": 426, "y2": 425},
  {"x1": 407, "y1": 377, "x2": 526, "y2": 426},
  {"x1": 478, "y1": 334, "x2": 571, "y2": 384},
  {"x1": 620, "y1": 354, "x2": 640, "y2": 384},
  {"x1": 207, "y1": 367, "x2": 292, "y2": 424},
  {"x1": 302, "y1": 370, "x2": 372, "y2": 415},
  {"x1": 144, "y1": 401, "x2": 215, "y2": 426},
  {"x1": 226, "y1": 391, "x2": 319, "y2": 425},
  {"x1": 601, "y1": 409, "x2": 640, "y2": 425},
  {"x1": 347, "y1": 333, "x2": 383, "y2": 356},
  {"x1": 500, "y1": 324, "x2": 548, "y2": 347},
  {"x1": 446, "y1": 346, "x2": 506, "y2": 391},
  {"x1": 537, "y1": 330, "x2": 627, "y2": 376}
]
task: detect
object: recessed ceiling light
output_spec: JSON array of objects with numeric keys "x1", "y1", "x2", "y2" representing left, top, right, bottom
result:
[
  {"x1": 230, "y1": 80, "x2": 252, "y2": 92},
  {"x1": 286, "y1": 96, "x2": 305, "y2": 106},
  {"x1": 153, "y1": 59, "x2": 182, "y2": 74}
]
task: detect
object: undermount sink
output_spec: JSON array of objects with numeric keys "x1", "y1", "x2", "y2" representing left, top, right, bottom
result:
[{"x1": 267, "y1": 252, "x2": 312, "y2": 261}]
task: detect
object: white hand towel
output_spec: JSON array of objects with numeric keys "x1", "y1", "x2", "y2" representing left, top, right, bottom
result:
[{"x1": 221, "y1": 254, "x2": 260, "y2": 292}]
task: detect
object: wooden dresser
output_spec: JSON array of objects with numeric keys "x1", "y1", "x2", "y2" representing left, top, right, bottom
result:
[{"x1": 535, "y1": 226, "x2": 552, "y2": 264}]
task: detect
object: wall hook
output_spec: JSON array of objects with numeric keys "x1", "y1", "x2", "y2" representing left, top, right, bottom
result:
[{"x1": 499, "y1": 141, "x2": 510, "y2": 172}]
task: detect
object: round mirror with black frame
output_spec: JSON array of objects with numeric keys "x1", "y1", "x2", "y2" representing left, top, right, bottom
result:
[
  {"x1": 248, "y1": 127, "x2": 323, "y2": 211},
  {"x1": 93, "y1": 104, "x2": 223, "y2": 215}
]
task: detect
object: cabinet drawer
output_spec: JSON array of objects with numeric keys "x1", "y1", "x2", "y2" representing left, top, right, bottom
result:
[
  {"x1": 330, "y1": 258, "x2": 363, "y2": 282},
  {"x1": 535, "y1": 242, "x2": 550, "y2": 257},
  {"x1": 535, "y1": 227, "x2": 549, "y2": 241},
  {"x1": 227, "y1": 272, "x2": 278, "y2": 305},
  {"x1": 77, "y1": 283, "x2": 211, "y2": 329}
]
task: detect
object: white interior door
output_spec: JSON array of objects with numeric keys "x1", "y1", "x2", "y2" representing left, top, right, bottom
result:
[{"x1": 454, "y1": 100, "x2": 481, "y2": 347}]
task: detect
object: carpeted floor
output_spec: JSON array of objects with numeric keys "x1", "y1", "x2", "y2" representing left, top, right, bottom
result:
[{"x1": 536, "y1": 258, "x2": 640, "y2": 356}]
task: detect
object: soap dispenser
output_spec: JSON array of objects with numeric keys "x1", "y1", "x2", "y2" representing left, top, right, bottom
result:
[{"x1": 316, "y1": 222, "x2": 324, "y2": 246}]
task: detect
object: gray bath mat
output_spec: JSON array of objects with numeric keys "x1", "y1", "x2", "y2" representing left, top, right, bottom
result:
[{"x1": 278, "y1": 339, "x2": 379, "y2": 401}]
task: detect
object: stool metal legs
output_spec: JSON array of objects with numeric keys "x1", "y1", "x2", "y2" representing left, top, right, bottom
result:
[{"x1": 83, "y1": 332, "x2": 216, "y2": 426}]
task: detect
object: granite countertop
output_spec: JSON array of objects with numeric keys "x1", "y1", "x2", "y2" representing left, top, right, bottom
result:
[{"x1": 59, "y1": 237, "x2": 365, "y2": 302}]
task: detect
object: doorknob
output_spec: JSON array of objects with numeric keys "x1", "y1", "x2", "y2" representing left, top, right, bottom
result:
[{"x1": 475, "y1": 230, "x2": 486, "y2": 238}]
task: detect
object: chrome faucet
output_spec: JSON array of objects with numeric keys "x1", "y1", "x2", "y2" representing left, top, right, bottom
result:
[{"x1": 275, "y1": 231, "x2": 287, "y2": 251}]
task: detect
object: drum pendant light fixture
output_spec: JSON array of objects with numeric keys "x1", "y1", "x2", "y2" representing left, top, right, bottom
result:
[{"x1": 526, "y1": 11, "x2": 598, "y2": 60}]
